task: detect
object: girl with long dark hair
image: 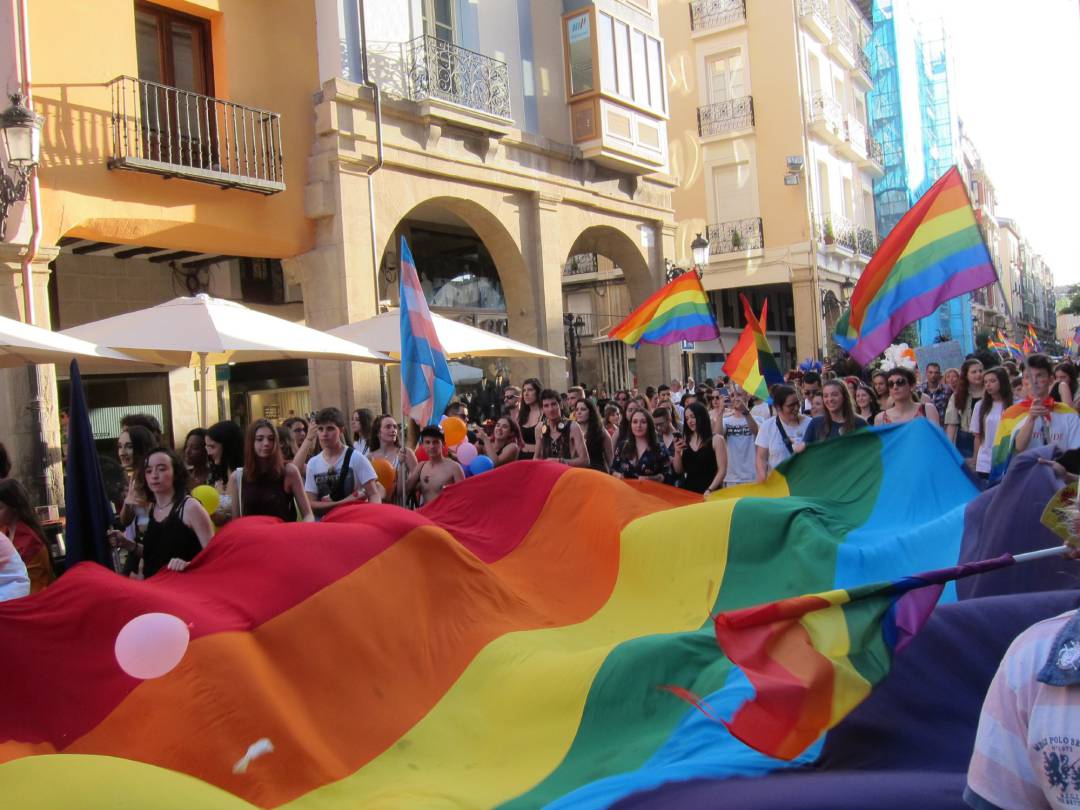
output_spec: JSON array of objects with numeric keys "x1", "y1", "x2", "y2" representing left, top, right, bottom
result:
[
  {"x1": 0, "y1": 479, "x2": 54, "y2": 593},
  {"x1": 673, "y1": 402, "x2": 726, "y2": 494},
  {"x1": 804, "y1": 380, "x2": 866, "y2": 443},
  {"x1": 854, "y1": 384, "x2": 879, "y2": 423},
  {"x1": 182, "y1": 428, "x2": 210, "y2": 486},
  {"x1": 573, "y1": 398, "x2": 613, "y2": 473},
  {"x1": 944, "y1": 359, "x2": 984, "y2": 464},
  {"x1": 612, "y1": 409, "x2": 671, "y2": 483},
  {"x1": 204, "y1": 420, "x2": 244, "y2": 524},
  {"x1": 227, "y1": 419, "x2": 313, "y2": 521},
  {"x1": 517, "y1": 378, "x2": 543, "y2": 460},
  {"x1": 476, "y1": 415, "x2": 522, "y2": 467},
  {"x1": 971, "y1": 367, "x2": 1014, "y2": 480}
]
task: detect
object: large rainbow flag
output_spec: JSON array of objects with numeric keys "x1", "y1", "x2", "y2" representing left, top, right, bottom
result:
[
  {"x1": 722, "y1": 294, "x2": 783, "y2": 401},
  {"x1": 0, "y1": 422, "x2": 981, "y2": 809},
  {"x1": 608, "y1": 272, "x2": 719, "y2": 347},
  {"x1": 834, "y1": 167, "x2": 997, "y2": 364}
]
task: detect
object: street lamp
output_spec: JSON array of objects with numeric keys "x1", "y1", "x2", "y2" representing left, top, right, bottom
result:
[
  {"x1": 564, "y1": 313, "x2": 585, "y2": 386},
  {"x1": 840, "y1": 277, "x2": 856, "y2": 304},
  {"x1": 0, "y1": 93, "x2": 42, "y2": 240},
  {"x1": 691, "y1": 232, "x2": 709, "y2": 271}
]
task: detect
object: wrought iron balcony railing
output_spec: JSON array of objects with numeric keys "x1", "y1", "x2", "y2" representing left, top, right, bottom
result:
[
  {"x1": 856, "y1": 44, "x2": 871, "y2": 80},
  {"x1": 405, "y1": 35, "x2": 511, "y2": 120},
  {"x1": 808, "y1": 91, "x2": 843, "y2": 132},
  {"x1": 697, "y1": 95, "x2": 754, "y2": 137},
  {"x1": 564, "y1": 253, "x2": 599, "y2": 277},
  {"x1": 689, "y1": 0, "x2": 746, "y2": 31},
  {"x1": 799, "y1": 0, "x2": 832, "y2": 30},
  {"x1": 856, "y1": 226, "x2": 878, "y2": 256},
  {"x1": 818, "y1": 214, "x2": 857, "y2": 252},
  {"x1": 706, "y1": 217, "x2": 764, "y2": 254},
  {"x1": 108, "y1": 75, "x2": 284, "y2": 194},
  {"x1": 832, "y1": 17, "x2": 855, "y2": 53},
  {"x1": 866, "y1": 134, "x2": 884, "y2": 166}
]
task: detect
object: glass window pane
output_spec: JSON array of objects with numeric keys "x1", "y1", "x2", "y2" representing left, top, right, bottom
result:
[
  {"x1": 614, "y1": 20, "x2": 631, "y2": 97},
  {"x1": 630, "y1": 30, "x2": 647, "y2": 108},
  {"x1": 598, "y1": 13, "x2": 615, "y2": 93},
  {"x1": 170, "y1": 21, "x2": 204, "y2": 92},
  {"x1": 566, "y1": 12, "x2": 593, "y2": 95},
  {"x1": 135, "y1": 10, "x2": 163, "y2": 83},
  {"x1": 648, "y1": 38, "x2": 664, "y2": 112}
]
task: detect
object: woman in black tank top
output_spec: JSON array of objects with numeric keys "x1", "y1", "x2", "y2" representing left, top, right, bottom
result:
[
  {"x1": 138, "y1": 448, "x2": 214, "y2": 576},
  {"x1": 573, "y1": 399, "x2": 613, "y2": 473},
  {"x1": 227, "y1": 420, "x2": 314, "y2": 522}
]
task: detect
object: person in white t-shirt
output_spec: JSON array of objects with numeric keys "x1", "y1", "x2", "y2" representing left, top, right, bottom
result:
[
  {"x1": 971, "y1": 367, "x2": 1013, "y2": 480},
  {"x1": 0, "y1": 529, "x2": 29, "y2": 602},
  {"x1": 304, "y1": 407, "x2": 381, "y2": 518},
  {"x1": 723, "y1": 390, "x2": 760, "y2": 486},
  {"x1": 1014, "y1": 354, "x2": 1080, "y2": 455},
  {"x1": 755, "y1": 385, "x2": 811, "y2": 482}
]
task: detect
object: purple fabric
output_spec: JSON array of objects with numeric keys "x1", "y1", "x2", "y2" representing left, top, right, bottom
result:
[
  {"x1": 612, "y1": 590, "x2": 1080, "y2": 810},
  {"x1": 958, "y1": 445, "x2": 1078, "y2": 599},
  {"x1": 891, "y1": 584, "x2": 945, "y2": 654}
]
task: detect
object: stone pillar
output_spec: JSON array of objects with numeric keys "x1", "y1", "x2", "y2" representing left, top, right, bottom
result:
[
  {"x1": 0, "y1": 243, "x2": 63, "y2": 507},
  {"x1": 524, "y1": 191, "x2": 570, "y2": 388},
  {"x1": 791, "y1": 265, "x2": 819, "y2": 363}
]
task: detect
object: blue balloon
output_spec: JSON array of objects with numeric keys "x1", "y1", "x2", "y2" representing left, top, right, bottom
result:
[{"x1": 468, "y1": 455, "x2": 495, "y2": 476}]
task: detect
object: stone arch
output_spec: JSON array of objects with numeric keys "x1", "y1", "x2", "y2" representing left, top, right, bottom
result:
[{"x1": 562, "y1": 220, "x2": 671, "y2": 389}]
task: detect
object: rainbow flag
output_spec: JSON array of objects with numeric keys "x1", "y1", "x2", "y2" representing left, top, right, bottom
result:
[
  {"x1": 989, "y1": 397, "x2": 1077, "y2": 481},
  {"x1": 608, "y1": 272, "x2": 719, "y2": 347},
  {"x1": 400, "y1": 236, "x2": 454, "y2": 426},
  {"x1": 0, "y1": 422, "x2": 983, "y2": 808},
  {"x1": 1026, "y1": 323, "x2": 1041, "y2": 352},
  {"x1": 711, "y1": 554, "x2": 1015, "y2": 760},
  {"x1": 834, "y1": 167, "x2": 997, "y2": 364},
  {"x1": 722, "y1": 294, "x2": 783, "y2": 401},
  {"x1": 996, "y1": 328, "x2": 1023, "y2": 361}
]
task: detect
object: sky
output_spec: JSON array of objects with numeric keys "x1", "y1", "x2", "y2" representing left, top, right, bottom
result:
[{"x1": 910, "y1": 0, "x2": 1080, "y2": 286}]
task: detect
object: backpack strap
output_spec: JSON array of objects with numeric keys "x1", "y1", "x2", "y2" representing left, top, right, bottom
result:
[{"x1": 330, "y1": 447, "x2": 354, "y2": 502}]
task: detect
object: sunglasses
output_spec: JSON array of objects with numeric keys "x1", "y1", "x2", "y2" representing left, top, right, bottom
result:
[{"x1": 888, "y1": 379, "x2": 908, "y2": 388}]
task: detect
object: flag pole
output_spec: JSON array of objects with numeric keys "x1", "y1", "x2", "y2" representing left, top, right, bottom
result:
[{"x1": 1012, "y1": 545, "x2": 1072, "y2": 563}]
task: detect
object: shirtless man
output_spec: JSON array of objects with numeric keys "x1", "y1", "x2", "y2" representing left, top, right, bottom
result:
[{"x1": 406, "y1": 425, "x2": 464, "y2": 505}]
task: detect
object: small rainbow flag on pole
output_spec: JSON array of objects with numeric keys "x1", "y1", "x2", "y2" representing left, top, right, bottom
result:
[
  {"x1": 708, "y1": 554, "x2": 1017, "y2": 760},
  {"x1": 722, "y1": 294, "x2": 783, "y2": 401},
  {"x1": 834, "y1": 167, "x2": 997, "y2": 364},
  {"x1": 996, "y1": 329, "x2": 1024, "y2": 361},
  {"x1": 608, "y1": 272, "x2": 719, "y2": 347},
  {"x1": 1026, "y1": 323, "x2": 1041, "y2": 352}
]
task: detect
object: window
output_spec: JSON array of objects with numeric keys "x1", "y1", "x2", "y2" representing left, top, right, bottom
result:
[
  {"x1": 613, "y1": 20, "x2": 632, "y2": 97},
  {"x1": 712, "y1": 162, "x2": 753, "y2": 224},
  {"x1": 566, "y1": 11, "x2": 594, "y2": 95},
  {"x1": 647, "y1": 37, "x2": 664, "y2": 112},
  {"x1": 598, "y1": 14, "x2": 616, "y2": 91},
  {"x1": 706, "y1": 52, "x2": 745, "y2": 106},
  {"x1": 135, "y1": 2, "x2": 212, "y2": 93},
  {"x1": 630, "y1": 30, "x2": 648, "y2": 108},
  {"x1": 422, "y1": 0, "x2": 455, "y2": 42}
]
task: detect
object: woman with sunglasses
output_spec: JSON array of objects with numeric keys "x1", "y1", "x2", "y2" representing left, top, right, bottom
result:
[
  {"x1": 754, "y1": 384, "x2": 811, "y2": 483},
  {"x1": 873, "y1": 367, "x2": 940, "y2": 426}
]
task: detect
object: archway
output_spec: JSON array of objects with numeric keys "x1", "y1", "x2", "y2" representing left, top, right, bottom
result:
[
  {"x1": 562, "y1": 223, "x2": 667, "y2": 393},
  {"x1": 377, "y1": 196, "x2": 535, "y2": 419}
]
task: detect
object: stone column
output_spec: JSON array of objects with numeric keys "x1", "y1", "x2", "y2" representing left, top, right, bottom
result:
[
  {"x1": 0, "y1": 242, "x2": 63, "y2": 507},
  {"x1": 790, "y1": 264, "x2": 819, "y2": 363},
  {"x1": 523, "y1": 190, "x2": 570, "y2": 388}
]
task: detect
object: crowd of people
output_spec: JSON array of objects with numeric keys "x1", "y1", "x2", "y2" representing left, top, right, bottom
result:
[{"x1": 2, "y1": 348, "x2": 1080, "y2": 594}]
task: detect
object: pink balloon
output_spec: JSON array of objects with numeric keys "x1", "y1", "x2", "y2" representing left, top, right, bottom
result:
[
  {"x1": 114, "y1": 612, "x2": 190, "y2": 679},
  {"x1": 455, "y1": 441, "x2": 478, "y2": 465}
]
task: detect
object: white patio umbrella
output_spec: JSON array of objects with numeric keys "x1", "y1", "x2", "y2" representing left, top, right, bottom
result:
[
  {"x1": 0, "y1": 313, "x2": 144, "y2": 368},
  {"x1": 327, "y1": 309, "x2": 564, "y2": 360},
  {"x1": 62, "y1": 294, "x2": 390, "y2": 426}
]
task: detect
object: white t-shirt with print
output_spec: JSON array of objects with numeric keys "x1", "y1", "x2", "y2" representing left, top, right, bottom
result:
[
  {"x1": 722, "y1": 414, "x2": 758, "y2": 485},
  {"x1": 304, "y1": 447, "x2": 377, "y2": 501},
  {"x1": 754, "y1": 414, "x2": 811, "y2": 472},
  {"x1": 970, "y1": 400, "x2": 1004, "y2": 475}
]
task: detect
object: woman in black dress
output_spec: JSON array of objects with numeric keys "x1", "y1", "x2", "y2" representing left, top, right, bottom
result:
[
  {"x1": 673, "y1": 402, "x2": 726, "y2": 494},
  {"x1": 517, "y1": 378, "x2": 543, "y2": 460},
  {"x1": 227, "y1": 419, "x2": 313, "y2": 522},
  {"x1": 573, "y1": 398, "x2": 613, "y2": 473}
]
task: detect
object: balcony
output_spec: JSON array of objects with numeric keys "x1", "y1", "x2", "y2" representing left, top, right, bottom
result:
[
  {"x1": 108, "y1": 75, "x2": 284, "y2": 194},
  {"x1": 706, "y1": 217, "x2": 764, "y2": 255},
  {"x1": 563, "y1": 253, "x2": 600, "y2": 277},
  {"x1": 697, "y1": 95, "x2": 754, "y2": 138},
  {"x1": 799, "y1": 0, "x2": 833, "y2": 43},
  {"x1": 818, "y1": 214, "x2": 857, "y2": 253},
  {"x1": 828, "y1": 19, "x2": 857, "y2": 69},
  {"x1": 807, "y1": 92, "x2": 843, "y2": 145},
  {"x1": 689, "y1": 0, "x2": 747, "y2": 32},
  {"x1": 852, "y1": 42, "x2": 873, "y2": 89},
  {"x1": 856, "y1": 226, "x2": 878, "y2": 263},
  {"x1": 862, "y1": 134, "x2": 885, "y2": 176},
  {"x1": 405, "y1": 35, "x2": 512, "y2": 126},
  {"x1": 836, "y1": 115, "x2": 868, "y2": 161}
]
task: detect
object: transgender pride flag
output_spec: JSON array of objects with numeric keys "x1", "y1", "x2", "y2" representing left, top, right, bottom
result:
[{"x1": 399, "y1": 236, "x2": 454, "y2": 426}]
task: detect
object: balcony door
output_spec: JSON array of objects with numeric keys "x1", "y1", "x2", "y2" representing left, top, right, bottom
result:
[
  {"x1": 705, "y1": 52, "x2": 744, "y2": 107},
  {"x1": 135, "y1": 2, "x2": 214, "y2": 168},
  {"x1": 420, "y1": 0, "x2": 460, "y2": 102}
]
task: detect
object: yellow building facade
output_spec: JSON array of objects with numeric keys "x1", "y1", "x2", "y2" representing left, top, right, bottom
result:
[
  {"x1": 1, "y1": 0, "x2": 677, "y2": 497},
  {"x1": 661, "y1": 0, "x2": 880, "y2": 373}
]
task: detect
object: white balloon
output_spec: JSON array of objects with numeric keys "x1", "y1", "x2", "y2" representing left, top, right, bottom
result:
[{"x1": 114, "y1": 612, "x2": 190, "y2": 679}]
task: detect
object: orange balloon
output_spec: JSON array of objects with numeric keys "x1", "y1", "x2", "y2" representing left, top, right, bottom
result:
[
  {"x1": 371, "y1": 458, "x2": 395, "y2": 494},
  {"x1": 442, "y1": 416, "x2": 467, "y2": 447}
]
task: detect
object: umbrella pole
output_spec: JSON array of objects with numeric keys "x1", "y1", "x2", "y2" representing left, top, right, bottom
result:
[{"x1": 198, "y1": 352, "x2": 209, "y2": 427}]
